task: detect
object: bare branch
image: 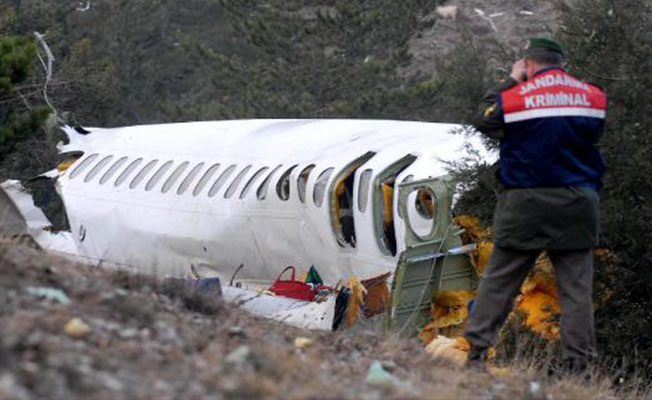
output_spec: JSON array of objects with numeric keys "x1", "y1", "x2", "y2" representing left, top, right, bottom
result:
[
  {"x1": 15, "y1": 91, "x2": 33, "y2": 111},
  {"x1": 575, "y1": 65, "x2": 627, "y2": 82},
  {"x1": 33, "y1": 31, "x2": 61, "y2": 120}
]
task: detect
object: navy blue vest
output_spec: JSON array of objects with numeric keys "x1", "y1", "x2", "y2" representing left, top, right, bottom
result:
[{"x1": 498, "y1": 67, "x2": 607, "y2": 190}]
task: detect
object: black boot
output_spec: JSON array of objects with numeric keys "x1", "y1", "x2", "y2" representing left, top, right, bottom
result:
[{"x1": 465, "y1": 344, "x2": 488, "y2": 373}]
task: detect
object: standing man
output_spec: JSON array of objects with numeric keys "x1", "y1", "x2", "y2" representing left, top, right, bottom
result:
[{"x1": 464, "y1": 38, "x2": 607, "y2": 374}]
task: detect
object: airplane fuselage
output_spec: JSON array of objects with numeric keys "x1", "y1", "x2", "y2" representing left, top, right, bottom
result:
[{"x1": 8, "y1": 119, "x2": 494, "y2": 285}]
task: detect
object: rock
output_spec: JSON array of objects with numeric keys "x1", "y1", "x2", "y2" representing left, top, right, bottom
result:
[
  {"x1": 294, "y1": 337, "x2": 313, "y2": 349},
  {"x1": 490, "y1": 382, "x2": 507, "y2": 398},
  {"x1": 0, "y1": 374, "x2": 31, "y2": 400},
  {"x1": 227, "y1": 326, "x2": 247, "y2": 338},
  {"x1": 436, "y1": 5, "x2": 458, "y2": 20},
  {"x1": 64, "y1": 317, "x2": 90, "y2": 338},
  {"x1": 529, "y1": 381, "x2": 541, "y2": 397},
  {"x1": 96, "y1": 372, "x2": 124, "y2": 392},
  {"x1": 225, "y1": 345, "x2": 252, "y2": 369},
  {"x1": 380, "y1": 360, "x2": 397, "y2": 373},
  {"x1": 119, "y1": 328, "x2": 139, "y2": 339}
]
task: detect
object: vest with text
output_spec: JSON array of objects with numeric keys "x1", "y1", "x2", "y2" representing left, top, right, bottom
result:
[{"x1": 499, "y1": 67, "x2": 607, "y2": 189}]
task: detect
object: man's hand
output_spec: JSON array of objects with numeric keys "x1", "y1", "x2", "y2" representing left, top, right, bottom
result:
[{"x1": 510, "y1": 59, "x2": 527, "y2": 82}]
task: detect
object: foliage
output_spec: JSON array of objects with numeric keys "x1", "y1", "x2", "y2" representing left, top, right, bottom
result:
[
  {"x1": 0, "y1": 35, "x2": 50, "y2": 158},
  {"x1": 559, "y1": 0, "x2": 652, "y2": 371}
]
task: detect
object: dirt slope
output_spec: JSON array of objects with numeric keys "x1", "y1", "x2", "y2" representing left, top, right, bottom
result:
[{"x1": 0, "y1": 240, "x2": 627, "y2": 399}]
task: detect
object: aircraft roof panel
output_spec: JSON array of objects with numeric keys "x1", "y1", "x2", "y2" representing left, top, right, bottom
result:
[{"x1": 62, "y1": 119, "x2": 493, "y2": 171}]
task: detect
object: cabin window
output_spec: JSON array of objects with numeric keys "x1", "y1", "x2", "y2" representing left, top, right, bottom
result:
[
  {"x1": 240, "y1": 166, "x2": 269, "y2": 199},
  {"x1": 178, "y1": 162, "x2": 205, "y2": 195},
  {"x1": 208, "y1": 164, "x2": 236, "y2": 198},
  {"x1": 84, "y1": 155, "x2": 114, "y2": 183},
  {"x1": 194, "y1": 163, "x2": 220, "y2": 196},
  {"x1": 329, "y1": 152, "x2": 375, "y2": 248},
  {"x1": 115, "y1": 158, "x2": 144, "y2": 187},
  {"x1": 146, "y1": 160, "x2": 173, "y2": 191},
  {"x1": 100, "y1": 157, "x2": 128, "y2": 185},
  {"x1": 374, "y1": 155, "x2": 417, "y2": 256},
  {"x1": 162, "y1": 161, "x2": 189, "y2": 193},
  {"x1": 357, "y1": 169, "x2": 372, "y2": 212},
  {"x1": 313, "y1": 167, "x2": 334, "y2": 207},
  {"x1": 225, "y1": 165, "x2": 252, "y2": 199},
  {"x1": 406, "y1": 187, "x2": 437, "y2": 240},
  {"x1": 256, "y1": 165, "x2": 282, "y2": 200},
  {"x1": 297, "y1": 164, "x2": 315, "y2": 203},
  {"x1": 130, "y1": 160, "x2": 158, "y2": 189},
  {"x1": 276, "y1": 165, "x2": 298, "y2": 201},
  {"x1": 69, "y1": 153, "x2": 99, "y2": 180},
  {"x1": 415, "y1": 188, "x2": 436, "y2": 219}
]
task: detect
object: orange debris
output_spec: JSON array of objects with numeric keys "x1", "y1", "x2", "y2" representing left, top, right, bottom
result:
[{"x1": 419, "y1": 215, "x2": 563, "y2": 343}]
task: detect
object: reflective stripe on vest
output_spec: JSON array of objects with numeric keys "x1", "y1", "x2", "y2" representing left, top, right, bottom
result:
[{"x1": 501, "y1": 69, "x2": 607, "y2": 123}]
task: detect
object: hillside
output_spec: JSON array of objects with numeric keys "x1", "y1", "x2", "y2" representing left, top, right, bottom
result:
[{"x1": 0, "y1": 240, "x2": 631, "y2": 399}]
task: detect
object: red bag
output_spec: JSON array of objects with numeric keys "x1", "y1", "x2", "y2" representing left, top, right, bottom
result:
[{"x1": 268, "y1": 266, "x2": 316, "y2": 301}]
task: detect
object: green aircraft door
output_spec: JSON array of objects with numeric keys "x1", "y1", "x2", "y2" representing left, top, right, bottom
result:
[{"x1": 385, "y1": 177, "x2": 478, "y2": 336}]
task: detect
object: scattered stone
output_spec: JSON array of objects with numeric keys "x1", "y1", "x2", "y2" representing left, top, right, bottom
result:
[
  {"x1": 529, "y1": 381, "x2": 541, "y2": 396},
  {"x1": 490, "y1": 381, "x2": 507, "y2": 398},
  {"x1": 96, "y1": 372, "x2": 124, "y2": 392},
  {"x1": 436, "y1": 5, "x2": 458, "y2": 20},
  {"x1": 380, "y1": 360, "x2": 397, "y2": 373},
  {"x1": 0, "y1": 374, "x2": 30, "y2": 400},
  {"x1": 225, "y1": 345, "x2": 252, "y2": 369},
  {"x1": 294, "y1": 337, "x2": 313, "y2": 349},
  {"x1": 119, "y1": 328, "x2": 139, "y2": 339},
  {"x1": 227, "y1": 326, "x2": 247, "y2": 338},
  {"x1": 63, "y1": 317, "x2": 90, "y2": 338}
]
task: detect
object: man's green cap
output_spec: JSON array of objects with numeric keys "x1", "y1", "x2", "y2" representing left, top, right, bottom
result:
[{"x1": 524, "y1": 37, "x2": 565, "y2": 58}]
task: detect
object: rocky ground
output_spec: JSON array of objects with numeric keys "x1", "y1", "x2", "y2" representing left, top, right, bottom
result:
[
  {"x1": 0, "y1": 240, "x2": 640, "y2": 399},
  {"x1": 401, "y1": 0, "x2": 567, "y2": 79}
]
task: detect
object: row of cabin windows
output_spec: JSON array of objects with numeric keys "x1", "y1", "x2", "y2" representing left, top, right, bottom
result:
[{"x1": 68, "y1": 154, "x2": 370, "y2": 208}]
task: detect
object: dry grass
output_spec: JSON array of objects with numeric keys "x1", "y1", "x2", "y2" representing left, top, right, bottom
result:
[{"x1": 0, "y1": 239, "x2": 648, "y2": 399}]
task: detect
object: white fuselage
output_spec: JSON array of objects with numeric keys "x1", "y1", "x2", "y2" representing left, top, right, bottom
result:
[{"x1": 51, "y1": 119, "x2": 492, "y2": 284}]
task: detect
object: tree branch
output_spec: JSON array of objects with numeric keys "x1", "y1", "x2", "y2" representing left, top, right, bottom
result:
[{"x1": 33, "y1": 31, "x2": 61, "y2": 120}]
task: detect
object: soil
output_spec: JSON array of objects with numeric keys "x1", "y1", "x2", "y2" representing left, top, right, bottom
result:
[{"x1": 0, "y1": 240, "x2": 628, "y2": 399}]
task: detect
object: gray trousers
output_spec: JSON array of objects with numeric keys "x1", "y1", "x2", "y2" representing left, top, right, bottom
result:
[{"x1": 464, "y1": 246, "x2": 597, "y2": 363}]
